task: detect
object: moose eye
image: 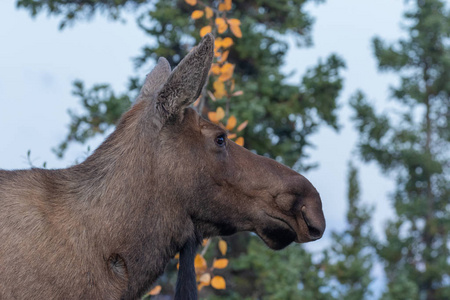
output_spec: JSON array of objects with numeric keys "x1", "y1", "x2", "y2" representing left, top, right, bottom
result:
[{"x1": 215, "y1": 134, "x2": 226, "y2": 147}]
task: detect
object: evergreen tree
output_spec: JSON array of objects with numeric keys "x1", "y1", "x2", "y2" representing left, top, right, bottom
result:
[
  {"x1": 219, "y1": 236, "x2": 333, "y2": 300},
  {"x1": 351, "y1": 1, "x2": 449, "y2": 299},
  {"x1": 17, "y1": 0, "x2": 345, "y2": 170},
  {"x1": 321, "y1": 162, "x2": 374, "y2": 300}
]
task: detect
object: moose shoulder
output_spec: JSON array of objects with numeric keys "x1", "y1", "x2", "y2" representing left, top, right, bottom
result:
[{"x1": 0, "y1": 34, "x2": 325, "y2": 299}]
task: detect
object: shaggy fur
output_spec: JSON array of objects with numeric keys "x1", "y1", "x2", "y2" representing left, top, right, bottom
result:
[{"x1": 0, "y1": 34, "x2": 325, "y2": 299}]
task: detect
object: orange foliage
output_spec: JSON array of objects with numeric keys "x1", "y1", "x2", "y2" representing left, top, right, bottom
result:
[
  {"x1": 215, "y1": 18, "x2": 228, "y2": 34},
  {"x1": 184, "y1": 0, "x2": 197, "y2": 6},
  {"x1": 226, "y1": 115, "x2": 237, "y2": 130},
  {"x1": 180, "y1": 1, "x2": 251, "y2": 292},
  {"x1": 213, "y1": 258, "x2": 229, "y2": 269},
  {"x1": 191, "y1": 10, "x2": 204, "y2": 19},
  {"x1": 218, "y1": 0, "x2": 232, "y2": 11},
  {"x1": 211, "y1": 276, "x2": 226, "y2": 289},
  {"x1": 205, "y1": 7, "x2": 214, "y2": 19},
  {"x1": 200, "y1": 25, "x2": 212, "y2": 37},
  {"x1": 235, "y1": 137, "x2": 244, "y2": 146},
  {"x1": 219, "y1": 239, "x2": 227, "y2": 255},
  {"x1": 147, "y1": 285, "x2": 162, "y2": 296}
]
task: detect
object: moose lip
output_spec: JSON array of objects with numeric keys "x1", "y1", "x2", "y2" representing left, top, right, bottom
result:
[{"x1": 264, "y1": 212, "x2": 299, "y2": 242}]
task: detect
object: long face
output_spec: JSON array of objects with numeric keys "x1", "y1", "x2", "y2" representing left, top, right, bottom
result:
[
  {"x1": 138, "y1": 33, "x2": 325, "y2": 250},
  {"x1": 159, "y1": 108, "x2": 325, "y2": 250}
]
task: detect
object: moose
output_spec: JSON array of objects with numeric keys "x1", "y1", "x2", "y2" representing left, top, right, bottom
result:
[{"x1": 0, "y1": 34, "x2": 325, "y2": 299}]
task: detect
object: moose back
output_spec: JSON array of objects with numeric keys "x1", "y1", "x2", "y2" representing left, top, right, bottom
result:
[{"x1": 0, "y1": 34, "x2": 325, "y2": 299}]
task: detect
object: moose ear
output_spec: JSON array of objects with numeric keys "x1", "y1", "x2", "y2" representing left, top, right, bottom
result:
[
  {"x1": 137, "y1": 57, "x2": 172, "y2": 102},
  {"x1": 155, "y1": 33, "x2": 214, "y2": 122}
]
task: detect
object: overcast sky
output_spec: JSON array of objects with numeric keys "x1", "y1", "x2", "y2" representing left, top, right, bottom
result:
[{"x1": 0, "y1": 0, "x2": 410, "y2": 295}]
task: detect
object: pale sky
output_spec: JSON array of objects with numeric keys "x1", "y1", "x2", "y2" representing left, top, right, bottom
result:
[{"x1": 0, "y1": 0, "x2": 409, "y2": 296}]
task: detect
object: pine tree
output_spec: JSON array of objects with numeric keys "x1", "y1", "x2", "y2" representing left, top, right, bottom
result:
[
  {"x1": 321, "y1": 162, "x2": 374, "y2": 300},
  {"x1": 351, "y1": 1, "x2": 450, "y2": 299},
  {"x1": 223, "y1": 237, "x2": 333, "y2": 300},
  {"x1": 17, "y1": 0, "x2": 345, "y2": 170}
]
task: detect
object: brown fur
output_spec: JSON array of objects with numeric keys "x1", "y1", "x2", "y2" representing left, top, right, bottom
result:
[{"x1": 0, "y1": 34, "x2": 325, "y2": 299}]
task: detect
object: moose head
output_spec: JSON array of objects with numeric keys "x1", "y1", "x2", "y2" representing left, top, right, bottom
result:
[
  {"x1": 0, "y1": 33, "x2": 325, "y2": 300},
  {"x1": 138, "y1": 33, "x2": 325, "y2": 250}
]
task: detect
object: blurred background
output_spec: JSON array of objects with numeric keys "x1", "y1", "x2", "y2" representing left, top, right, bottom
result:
[{"x1": 0, "y1": 0, "x2": 448, "y2": 299}]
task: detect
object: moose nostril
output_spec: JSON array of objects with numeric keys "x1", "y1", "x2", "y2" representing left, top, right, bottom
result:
[
  {"x1": 307, "y1": 225, "x2": 322, "y2": 240},
  {"x1": 301, "y1": 205, "x2": 325, "y2": 240}
]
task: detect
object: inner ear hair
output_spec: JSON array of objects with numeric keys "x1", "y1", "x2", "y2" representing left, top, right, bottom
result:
[{"x1": 156, "y1": 34, "x2": 214, "y2": 122}]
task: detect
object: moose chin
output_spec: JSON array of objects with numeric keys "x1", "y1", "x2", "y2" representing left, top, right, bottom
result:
[{"x1": 0, "y1": 33, "x2": 325, "y2": 300}]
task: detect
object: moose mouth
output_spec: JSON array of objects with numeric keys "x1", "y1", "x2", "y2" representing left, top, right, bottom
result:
[{"x1": 258, "y1": 213, "x2": 299, "y2": 250}]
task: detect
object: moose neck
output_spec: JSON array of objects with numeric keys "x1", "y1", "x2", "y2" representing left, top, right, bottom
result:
[{"x1": 66, "y1": 101, "x2": 195, "y2": 298}]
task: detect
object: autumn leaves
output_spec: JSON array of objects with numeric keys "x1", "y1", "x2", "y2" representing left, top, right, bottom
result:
[
  {"x1": 184, "y1": 1, "x2": 246, "y2": 289},
  {"x1": 194, "y1": 239, "x2": 229, "y2": 290},
  {"x1": 187, "y1": 0, "x2": 247, "y2": 147},
  {"x1": 188, "y1": 0, "x2": 242, "y2": 38},
  {"x1": 146, "y1": 239, "x2": 230, "y2": 296},
  {"x1": 147, "y1": 1, "x2": 246, "y2": 296}
]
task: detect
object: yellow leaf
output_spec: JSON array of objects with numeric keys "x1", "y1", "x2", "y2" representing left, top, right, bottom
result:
[
  {"x1": 209, "y1": 107, "x2": 225, "y2": 123},
  {"x1": 235, "y1": 137, "x2": 244, "y2": 146},
  {"x1": 147, "y1": 285, "x2": 162, "y2": 296},
  {"x1": 218, "y1": 0, "x2": 232, "y2": 11},
  {"x1": 227, "y1": 19, "x2": 241, "y2": 26},
  {"x1": 197, "y1": 282, "x2": 207, "y2": 291},
  {"x1": 225, "y1": 0, "x2": 232, "y2": 10},
  {"x1": 222, "y1": 37, "x2": 234, "y2": 48},
  {"x1": 214, "y1": 49, "x2": 222, "y2": 57},
  {"x1": 227, "y1": 19, "x2": 242, "y2": 38},
  {"x1": 213, "y1": 80, "x2": 226, "y2": 99},
  {"x1": 228, "y1": 133, "x2": 237, "y2": 139},
  {"x1": 213, "y1": 258, "x2": 229, "y2": 269},
  {"x1": 208, "y1": 112, "x2": 219, "y2": 123},
  {"x1": 237, "y1": 120, "x2": 248, "y2": 132},
  {"x1": 200, "y1": 25, "x2": 212, "y2": 37},
  {"x1": 216, "y1": 107, "x2": 225, "y2": 120},
  {"x1": 211, "y1": 276, "x2": 226, "y2": 289},
  {"x1": 220, "y1": 62, "x2": 233, "y2": 73},
  {"x1": 219, "y1": 63, "x2": 234, "y2": 82},
  {"x1": 185, "y1": 0, "x2": 197, "y2": 6},
  {"x1": 214, "y1": 37, "x2": 223, "y2": 49},
  {"x1": 218, "y1": 239, "x2": 227, "y2": 255},
  {"x1": 226, "y1": 115, "x2": 237, "y2": 130},
  {"x1": 177, "y1": 262, "x2": 179, "y2": 269},
  {"x1": 218, "y1": 50, "x2": 229, "y2": 63},
  {"x1": 218, "y1": 71, "x2": 233, "y2": 82},
  {"x1": 199, "y1": 273, "x2": 211, "y2": 285},
  {"x1": 232, "y1": 90, "x2": 243, "y2": 96},
  {"x1": 202, "y1": 238, "x2": 209, "y2": 246},
  {"x1": 191, "y1": 10, "x2": 204, "y2": 19},
  {"x1": 230, "y1": 24, "x2": 242, "y2": 38},
  {"x1": 194, "y1": 254, "x2": 207, "y2": 272},
  {"x1": 230, "y1": 79, "x2": 235, "y2": 91},
  {"x1": 174, "y1": 253, "x2": 180, "y2": 259},
  {"x1": 205, "y1": 7, "x2": 214, "y2": 19},
  {"x1": 211, "y1": 64, "x2": 221, "y2": 75},
  {"x1": 218, "y1": 24, "x2": 228, "y2": 34},
  {"x1": 215, "y1": 18, "x2": 228, "y2": 34},
  {"x1": 213, "y1": 80, "x2": 225, "y2": 94}
]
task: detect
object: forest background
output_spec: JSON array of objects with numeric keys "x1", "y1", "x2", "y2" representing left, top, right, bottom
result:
[{"x1": 0, "y1": 0, "x2": 448, "y2": 299}]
